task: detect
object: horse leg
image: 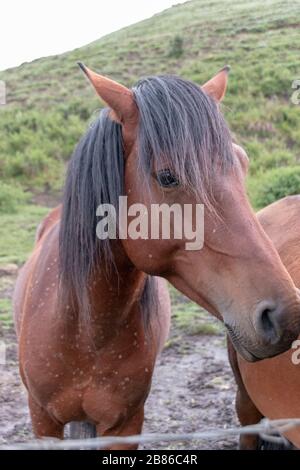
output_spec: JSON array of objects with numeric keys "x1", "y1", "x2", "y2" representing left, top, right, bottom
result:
[
  {"x1": 28, "y1": 395, "x2": 64, "y2": 439},
  {"x1": 97, "y1": 407, "x2": 144, "y2": 450},
  {"x1": 235, "y1": 385, "x2": 264, "y2": 450},
  {"x1": 227, "y1": 337, "x2": 263, "y2": 450}
]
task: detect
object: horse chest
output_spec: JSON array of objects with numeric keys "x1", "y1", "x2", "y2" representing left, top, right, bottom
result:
[{"x1": 42, "y1": 355, "x2": 154, "y2": 426}]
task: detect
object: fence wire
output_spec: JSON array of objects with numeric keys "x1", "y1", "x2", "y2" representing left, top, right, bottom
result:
[{"x1": 1, "y1": 418, "x2": 300, "y2": 450}]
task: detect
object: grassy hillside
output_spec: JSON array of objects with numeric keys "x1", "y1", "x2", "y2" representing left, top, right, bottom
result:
[
  {"x1": 0, "y1": 0, "x2": 300, "y2": 252},
  {"x1": 0, "y1": 0, "x2": 299, "y2": 334}
]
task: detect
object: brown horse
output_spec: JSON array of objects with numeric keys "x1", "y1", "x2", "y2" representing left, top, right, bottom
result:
[
  {"x1": 14, "y1": 66, "x2": 300, "y2": 449},
  {"x1": 228, "y1": 195, "x2": 300, "y2": 450}
]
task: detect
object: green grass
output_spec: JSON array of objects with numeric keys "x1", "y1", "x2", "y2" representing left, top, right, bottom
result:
[
  {"x1": 250, "y1": 165, "x2": 300, "y2": 207},
  {"x1": 0, "y1": 0, "x2": 299, "y2": 205},
  {"x1": 170, "y1": 286, "x2": 223, "y2": 336},
  {"x1": 0, "y1": 183, "x2": 29, "y2": 214},
  {"x1": 0, "y1": 0, "x2": 300, "y2": 331},
  {"x1": 0, "y1": 298, "x2": 13, "y2": 328},
  {"x1": 0, "y1": 204, "x2": 48, "y2": 265}
]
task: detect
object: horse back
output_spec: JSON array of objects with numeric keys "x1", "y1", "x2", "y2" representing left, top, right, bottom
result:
[{"x1": 257, "y1": 195, "x2": 300, "y2": 282}]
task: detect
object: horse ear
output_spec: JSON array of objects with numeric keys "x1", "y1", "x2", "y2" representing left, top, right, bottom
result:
[
  {"x1": 202, "y1": 65, "x2": 230, "y2": 102},
  {"x1": 78, "y1": 62, "x2": 137, "y2": 124}
]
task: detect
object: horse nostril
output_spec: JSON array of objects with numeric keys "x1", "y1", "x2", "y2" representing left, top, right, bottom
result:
[
  {"x1": 261, "y1": 308, "x2": 274, "y2": 334},
  {"x1": 255, "y1": 302, "x2": 282, "y2": 344}
]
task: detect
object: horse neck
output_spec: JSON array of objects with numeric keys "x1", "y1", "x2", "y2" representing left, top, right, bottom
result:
[{"x1": 87, "y1": 240, "x2": 147, "y2": 343}]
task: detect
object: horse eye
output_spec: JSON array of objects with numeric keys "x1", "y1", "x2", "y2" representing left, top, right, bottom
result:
[{"x1": 156, "y1": 169, "x2": 179, "y2": 188}]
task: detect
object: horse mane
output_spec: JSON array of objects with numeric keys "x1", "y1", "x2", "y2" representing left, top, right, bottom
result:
[
  {"x1": 59, "y1": 75, "x2": 235, "y2": 325},
  {"x1": 59, "y1": 108, "x2": 124, "y2": 321}
]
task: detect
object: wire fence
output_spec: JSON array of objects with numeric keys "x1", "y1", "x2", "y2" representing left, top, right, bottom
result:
[{"x1": 1, "y1": 418, "x2": 300, "y2": 450}]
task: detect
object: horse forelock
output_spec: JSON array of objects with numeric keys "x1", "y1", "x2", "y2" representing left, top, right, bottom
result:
[{"x1": 133, "y1": 74, "x2": 236, "y2": 211}]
